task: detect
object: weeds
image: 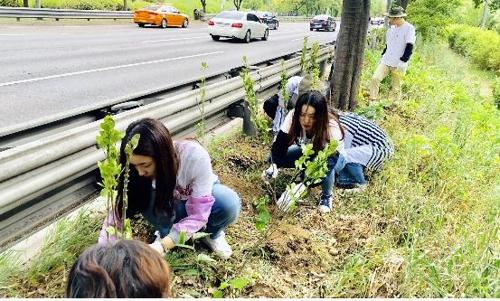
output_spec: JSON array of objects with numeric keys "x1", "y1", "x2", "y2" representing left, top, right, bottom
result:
[{"x1": 196, "y1": 62, "x2": 209, "y2": 144}]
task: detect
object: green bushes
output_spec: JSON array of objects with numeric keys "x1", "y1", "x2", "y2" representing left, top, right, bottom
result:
[
  {"x1": 0, "y1": 0, "x2": 20, "y2": 7},
  {"x1": 447, "y1": 24, "x2": 500, "y2": 74}
]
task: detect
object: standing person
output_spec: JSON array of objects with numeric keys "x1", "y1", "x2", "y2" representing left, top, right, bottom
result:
[
  {"x1": 67, "y1": 239, "x2": 171, "y2": 298},
  {"x1": 369, "y1": 6, "x2": 416, "y2": 102},
  {"x1": 98, "y1": 118, "x2": 241, "y2": 259},
  {"x1": 262, "y1": 90, "x2": 347, "y2": 213}
]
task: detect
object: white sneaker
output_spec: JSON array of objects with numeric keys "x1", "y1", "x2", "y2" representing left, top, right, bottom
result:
[
  {"x1": 202, "y1": 231, "x2": 232, "y2": 259},
  {"x1": 318, "y1": 195, "x2": 333, "y2": 213}
]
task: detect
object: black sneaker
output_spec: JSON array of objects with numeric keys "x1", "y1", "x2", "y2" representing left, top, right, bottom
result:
[
  {"x1": 337, "y1": 183, "x2": 367, "y2": 193},
  {"x1": 318, "y1": 195, "x2": 333, "y2": 213}
]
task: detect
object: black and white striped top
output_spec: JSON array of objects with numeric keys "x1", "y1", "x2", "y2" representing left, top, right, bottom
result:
[{"x1": 339, "y1": 113, "x2": 394, "y2": 171}]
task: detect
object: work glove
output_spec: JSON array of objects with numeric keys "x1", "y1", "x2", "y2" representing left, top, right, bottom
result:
[
  {"x1": 261, "y1": 163, "x2": 278, "y2": 183},
  {"x1": 148, "y1": 231, "x2": 165, "y2": 255},
  {"x1": 396, "y1": 61, "x2": 408, "y2": 73},
  {"x1": 276, "y1": 182, "x2": 307, "y2": 214}
]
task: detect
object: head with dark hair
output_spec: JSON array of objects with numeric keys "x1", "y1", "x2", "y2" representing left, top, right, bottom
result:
[
  {"x1": 116, "y1": 118, "x2": 178, "y2": 219},
  {"x1": 288, "y1": 90, "x2": 343, "y2": 151},
  {"x1": 67, "y1": 239, "x2": 171, "y2": 298}
]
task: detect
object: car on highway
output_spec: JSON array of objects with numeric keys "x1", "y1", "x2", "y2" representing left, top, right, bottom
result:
[
  {"x1": 310, "y1": 14, "x2": 337, "y2": 32},
  {"x1": 208, "y1": 11, "x2": 269, "y2": 43},
  {"x1": 255, "y1": 11, "x2": 279, "y2": 30},
  {"x1": 370, "y1": 17, "x2": 384, "y2": 25},
  {"x1": 134, "y1": 5, "x2": 189, "y2": 28}
]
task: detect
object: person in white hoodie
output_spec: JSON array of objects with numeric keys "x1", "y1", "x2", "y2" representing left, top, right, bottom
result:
[{"x1": 369, "y1": 6, "x2": 416, "y2": 102}]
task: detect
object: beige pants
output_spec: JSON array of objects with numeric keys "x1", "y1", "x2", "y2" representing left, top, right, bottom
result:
[{"x1": 369, "y1": 62, "x2": 405, "y2": 101}]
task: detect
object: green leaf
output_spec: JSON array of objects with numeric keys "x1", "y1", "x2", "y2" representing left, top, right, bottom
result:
[
  {"x1": 229, "y1": 277, "x2": 252, "y2": 290},
  {"x1": 212, "y1": 290, "x2": 224, "y2": 298},
  {"x1": 196, "y1": 253, "x2": 217, "y2": 263},
  {"x1": 106, "y1": 226, "x2": 116, "y2": 236},
  {"x1": 218, "y1": 281, "x2": 230, "y2": 290},
  {"x1": 175, "y1": 243, "x2": 195, "y2": 250},
  {"x1": 192, "y1": 232, "x2": 211, "y2": 241},
  {"x1": 178, "y1": 231, "x2": 187, "y2": 245}
]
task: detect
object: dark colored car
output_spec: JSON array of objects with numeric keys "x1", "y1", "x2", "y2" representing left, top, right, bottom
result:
[
  {"x1": 370, "y1": 17, "x2": 384, "y2": 25},
  {"x1": 310, "y1": 14, "x2": 336, "y2": 32},
  {"x1": 256, "y1": 11, "x2": 279, "y2": 30}
]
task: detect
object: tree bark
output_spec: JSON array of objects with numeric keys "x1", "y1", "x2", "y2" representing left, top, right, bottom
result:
[
  {"x1": 329, "y1": 0, "x2": 370, "y2": 111},
  {"x1": 201, "y1": 0, "x2": 207, "y2": 12},
  {"x1": 399, "y1": 0, "x2": 409, "y2": 9},
  {"x1": 234, "y1": 0, "x2": 243, "y2": 10},
  {"x1": 480, "y1": 0, "x2": 489, "y2": 28},
  {"x1": 23, "y1": 0, "x2": 29, "y2": 7}
]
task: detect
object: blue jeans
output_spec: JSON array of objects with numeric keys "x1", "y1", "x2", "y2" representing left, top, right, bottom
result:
[
  {"x1": 275, "y1": 145, "x2": 346, "y2": 198},
  {"x1": 142, "y1": 183, "x2": 241, "y2": 239},
  {"x1": 337, "y1": 163, "x2": 367, "y2": 185}
]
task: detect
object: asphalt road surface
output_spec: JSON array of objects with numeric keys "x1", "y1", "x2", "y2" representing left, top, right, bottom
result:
[{"x1": 0, "y1": 22, "x2": 338, "y2": 132}]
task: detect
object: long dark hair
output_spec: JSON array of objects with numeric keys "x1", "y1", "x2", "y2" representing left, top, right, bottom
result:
[
  {"x1": 67, "y1": 239, "x2": 171, "y2": 297},
  {"x1": 288, "y1": 90, "x2": 344, "y2": 152},
  {"x1": 116, "y1": 118, "x2": 178, "y2": 220}
]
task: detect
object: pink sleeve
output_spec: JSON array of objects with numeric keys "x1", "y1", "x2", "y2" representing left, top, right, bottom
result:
[
  {"x1": 168, "y1": 195, "x2": 215, "y2": 242},
  {"x1": 97, "y1": 210, "x2": 122, "y2": 245}
]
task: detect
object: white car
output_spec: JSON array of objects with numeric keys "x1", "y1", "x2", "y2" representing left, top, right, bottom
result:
[{"x1": 208, "y1": 11, "x2": 269, "y2": 43}]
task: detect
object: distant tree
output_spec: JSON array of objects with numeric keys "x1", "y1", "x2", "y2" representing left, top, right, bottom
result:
[
  {"x1": 234, "y1": 0, "x2": 243, "y2": 10},
  {"x1": 406, "y1": 0, "x2": 460, "y2": 40},
  {"x1": 329, "y1": 0, "x2": 370, "y2": 110},
  {"x1": 23, "y1": 0, "x2": 28, "y2": 7},
  {"x1": 200, "y1": 0, "x2": 207, "y2": 12},
  {"x1": 473, "y1": 0, "x2": 500, "y2": 27}
]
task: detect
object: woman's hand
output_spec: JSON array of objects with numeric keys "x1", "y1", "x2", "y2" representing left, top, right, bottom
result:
[{"x1": 160, "y1": 236, "x2": 175, "y2": 251}]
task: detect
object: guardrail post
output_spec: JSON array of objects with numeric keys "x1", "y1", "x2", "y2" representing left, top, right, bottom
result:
[{"x1": 242, "y1": 102, "x2": 257, "y2": 137}]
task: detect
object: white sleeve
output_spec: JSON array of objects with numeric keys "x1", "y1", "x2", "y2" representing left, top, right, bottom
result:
[
  {"x1": 280, "y1": 110, "x2": 294, "y2": 134},
  {"x1": 329, "y1": 120, "x2": 343, "y2": 142},
  {"x1": 406, "y1": 24, "x2": 416, "y2": 44}
]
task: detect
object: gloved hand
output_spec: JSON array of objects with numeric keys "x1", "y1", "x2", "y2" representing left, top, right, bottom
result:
[
  {"x1": 148, "y1": 231, "x2": 165, "y2": 255},
  {"x1": 276, "y1": 182, "x2": 307, "y2": 214},
  {"x1": 261, "y1": 163, "x2": 278, "y2": 182},
  {"x1": 396, "y1": 61, "x2": 408, "y2": 73}
]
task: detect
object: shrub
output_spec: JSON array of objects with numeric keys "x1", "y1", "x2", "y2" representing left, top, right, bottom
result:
[
  {"x1": 447, "y1": 24, "x2": 500, "y2": 74},
  {"x1": 0, "y1": 0, "x2": 20, "y2": 6}
]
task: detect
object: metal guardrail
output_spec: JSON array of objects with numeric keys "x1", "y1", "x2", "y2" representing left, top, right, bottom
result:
[
  {"x1": 0, "y1": 45, "x2": 334, "y2": 252},
  {"x1": 0, "y1": 7, "x2": 338, "y2": 22},
  {"x1": 0, "y1": 6, "x2": 132, "y2": 20}
]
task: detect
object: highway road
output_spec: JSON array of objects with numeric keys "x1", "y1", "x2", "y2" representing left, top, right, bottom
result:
[{"x1": 0, "y1": 22, "x2": 338, "y2": 133}]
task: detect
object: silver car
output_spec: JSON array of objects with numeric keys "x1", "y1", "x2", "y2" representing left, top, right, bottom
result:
[{"x1": 208, "y1": 11, "x2": 269, "y2": 43}]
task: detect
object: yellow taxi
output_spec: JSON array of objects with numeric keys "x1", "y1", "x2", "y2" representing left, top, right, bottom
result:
[{"x1": 134, "y1": 4, "x2": 189, "y2": 28}]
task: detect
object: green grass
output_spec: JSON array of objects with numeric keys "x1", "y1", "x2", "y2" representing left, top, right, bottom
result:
[{"x1": 0, "y1": 40, "x2": 498, "y2": 297}]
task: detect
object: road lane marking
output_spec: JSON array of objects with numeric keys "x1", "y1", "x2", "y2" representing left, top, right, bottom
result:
[
  {"x1": 0, "y1": 51, "x2": 224, "y2": 88},
  {"x1": 291, "y1": 35, "x2": 320, "y2": 41},
  {"x1": 141, "y1": 35, "x2": 206, "y2": 43}
]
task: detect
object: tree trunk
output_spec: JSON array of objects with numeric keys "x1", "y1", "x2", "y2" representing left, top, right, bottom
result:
[
  {"x1": 329, "y1": 0, "x2": 370, "y2": 111},
  {"x1": 480, "y1": 0, "x2": 489, "y2": 28},
  {"x1": 123, "y1": 0, "x2": 127, "y2": 11},
  {"x1": 23, "y1": 0, "x2": 29, "y2": 7},
  {"x1": 234, "y1": 0, "x2": 242, "y2": 10},
  {"x1": 399, "y1": 0, "x2": 409, "y2": 9},
  {"x1": 201, "y1": 0, "x2": 207, "y2": 12}
]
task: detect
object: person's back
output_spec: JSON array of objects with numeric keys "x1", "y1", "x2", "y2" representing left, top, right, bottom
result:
[{"x1": 67, "y1": 239, "x2": 171, "y2": 298}]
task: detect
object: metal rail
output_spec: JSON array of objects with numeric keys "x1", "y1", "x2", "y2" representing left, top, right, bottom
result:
[
  {"x1": 0, "y1": 45, "x2": 334, "y2": 252},
  {"x1": 0, "y1": 6, "x2": 132, "y2": 20}
]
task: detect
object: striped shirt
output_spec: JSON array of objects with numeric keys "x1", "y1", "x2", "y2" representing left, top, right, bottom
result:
[{"x1": 339, "y1": 113, "x2": 394, "y2": 171}]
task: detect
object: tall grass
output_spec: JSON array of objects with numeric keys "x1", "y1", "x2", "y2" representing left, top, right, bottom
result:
[
  {"x1": 0, "y1": 211, "x2": 102, "y2": 297},
  {"x1": 326, "y1": 42, "x2": 499, "y2": 297}
]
